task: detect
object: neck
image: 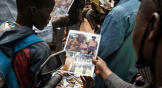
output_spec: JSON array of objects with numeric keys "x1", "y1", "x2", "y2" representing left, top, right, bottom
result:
[
  {"x1": 154, "y1": 40, "x2": 162, "y2": 88},
  {"x1": 154, "y1": 56, "x2": 162, "y2": 87},
  {"x1": 16, "y1": 13, "x2": 33, "y2": 28}
]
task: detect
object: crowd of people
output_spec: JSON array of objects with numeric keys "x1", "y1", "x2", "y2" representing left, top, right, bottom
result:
[{"x1": 0, "y1": 0, "x2": 162, "y2": 88}]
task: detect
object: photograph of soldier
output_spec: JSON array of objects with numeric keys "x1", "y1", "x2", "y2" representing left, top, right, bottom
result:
[
  {"x1": 69, "y1": 63, "x2": 76, "y2": 72},
  {"x1": 50, "y1": 0, "x2": 73, "y2": 21},
  {"x1": 55, "y1": 0, "x2": 62, "y2": 7},
  {"x1": 55, "y1": 0, "x2": 73, "y2": 10},
  {"x1": 66, "y1": 34, "x2": 86, "y2": 52},
  {"x1": 65, "y1": 0, "x2": 73, "y2": 10},
  {"x1": 51, "y1": 7, "x2": 67, "y2": 21},
  {"x1": 71, "y1": 53, "x2": 94, "y2": 75},
  {"x1": 87, "y1": 36, "x2": 98, "y2": 55},
  {"x1": 80, "y1": 37, "x2": 89, "y2": 54},
  {"x1": 60, "y1": 0, "x2": 66, "y2": 9},
  {"x1": 61, "y1": 51, "x2": 76, "y2": 71},
  {"x1": 82, "y1": 64, "x2": 88, "y2": 74}
]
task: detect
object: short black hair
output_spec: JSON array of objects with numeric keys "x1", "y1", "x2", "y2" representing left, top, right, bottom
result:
[{"x1": 16, "y1": 0, "x2": 46, "y2": 10}]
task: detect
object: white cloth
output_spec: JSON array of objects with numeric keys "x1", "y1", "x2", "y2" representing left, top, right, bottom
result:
[{"x1": 33, "y1": 22, "x2": 53, "y2": 43}]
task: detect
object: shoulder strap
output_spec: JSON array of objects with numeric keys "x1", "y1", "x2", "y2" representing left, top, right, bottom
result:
[
  {"x1": 0, "y1": 34, "x2": 44, "y2": 88},
  {"x1": 14, "y1": 34, "x2": 44, "y2": 53},
  {"x1": 0, "y1": 22, "x2": 5, "y2": 26}
]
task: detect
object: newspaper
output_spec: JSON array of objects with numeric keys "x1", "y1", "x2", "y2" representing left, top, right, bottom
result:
[
  {"x1": 99, "y1": 0, "x2": 109, "y2": 7},
  {"x1": 50, "y1": 0, "x2": 74, "y2": 21},
  {"x1": 54, "y1": 72, "x2": 83, "y2": 88},
  {"x1": 99, "y1": 0, "x2": 114, "y2": 7},
  {"x1": 59, "y1": 30, "x2": 101, "y2": 77},
  {"x1": 34, "y1": 0, "x2": 74, "y2": 43}
]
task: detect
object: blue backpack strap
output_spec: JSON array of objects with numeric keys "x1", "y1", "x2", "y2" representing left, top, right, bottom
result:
[
  {"x1": 0, "y1": 34, "x2": 44, "y2": 88},
  {"x1": 0, "y1": 22, "x2": 5, "y2": 26},
  {"x1": 14, "y1": 34, "x2": 44, "y2": 52},
  {"x1": 28, "y1": 81, "x2": 33, "y2": 88}
]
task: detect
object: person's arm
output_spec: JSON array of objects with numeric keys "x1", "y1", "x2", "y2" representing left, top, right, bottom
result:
[
  {"x1": 92, "y1": 57, "x2": 139, "y2": 88},
  {"x1": 51, "y1": 14, "x2": 69, "y2": 28},
  {"x1": 104, "y1": 73, "x2": 139, "y2": 88}
]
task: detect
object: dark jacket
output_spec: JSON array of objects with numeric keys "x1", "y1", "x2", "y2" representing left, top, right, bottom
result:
[
  {"x1": 68, "y1": 0, "x2": 83, "y2": 26},
  {"x1": 0, "y1": 23, "x2": 51, "y2": 88}
]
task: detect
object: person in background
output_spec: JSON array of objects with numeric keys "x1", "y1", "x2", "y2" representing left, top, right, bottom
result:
[
  {"x1": 66, "y1": 0, "x2": 83, "y2": 37},
  {"x1": 83, "y1": 2, "x2": 106, "y2": 34},
  {"x1": 81, "y1": 0, "x2": 162, "y2": 88},
  {"x1": 94, "y1": 0, "x2": 141, "y2": 87}
]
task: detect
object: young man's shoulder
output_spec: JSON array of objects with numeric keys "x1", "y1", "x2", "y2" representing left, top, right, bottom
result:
[{"x1": 29, "y1": 41, "x2": 51, "y2": 59}]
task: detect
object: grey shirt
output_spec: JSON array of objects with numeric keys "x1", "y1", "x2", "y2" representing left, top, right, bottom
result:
[
  {"x1": 104, "y1": 73, "x2": 152, "y2": 88},
  {"x1": 0, "y1": 0, "x2": 17, "y2": 23}
]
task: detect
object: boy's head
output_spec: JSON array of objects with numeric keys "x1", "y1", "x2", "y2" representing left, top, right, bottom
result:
[
  {"x1": 16, "y1": 0, "x2": 55, "y2": 30},
  {"x1": 132, "y1": 0, "x2": 162, "y2": 86}
]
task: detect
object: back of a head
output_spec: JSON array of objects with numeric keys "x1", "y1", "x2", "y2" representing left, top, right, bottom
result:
[
  {"x1": 15, "y1": 0, "x2": 55, "y2": 30},
  {"x1": 16, "y1": 0, "x2": 46, "y2": 11},
  {"x1": 132, "y1": 0, "x2": 162, "y2": 87}
]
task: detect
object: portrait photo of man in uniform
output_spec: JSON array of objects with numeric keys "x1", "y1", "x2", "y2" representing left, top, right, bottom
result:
[{"x1": 87, "y1": 36, "x2": 98, "y2": 55}]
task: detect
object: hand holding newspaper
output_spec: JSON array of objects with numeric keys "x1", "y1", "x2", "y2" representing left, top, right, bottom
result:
[{"x1": 59, "y1": 30, "x2": 101, "y2": 77}]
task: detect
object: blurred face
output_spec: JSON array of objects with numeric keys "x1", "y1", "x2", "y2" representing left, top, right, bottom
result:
[
  {"x1": 67, "y1": 0, "x2": 71, "y2": 3},
  {"x1": 73, "y1": 38, "x2": 80, "y2": 46},
  {"x1": 32, "y1": 0, "x2": 55, "y2": 30},
  {"x1": 62, "y1": 0, "x2": 66, "y2": 5}
]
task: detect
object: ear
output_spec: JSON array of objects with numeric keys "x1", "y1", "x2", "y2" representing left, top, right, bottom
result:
[
  {"x1": 30, "y1": 6, "x2": 37, "y2": 16},
  {"x1": 148, "y1": 12, "x2": 160, "y2": 40}
]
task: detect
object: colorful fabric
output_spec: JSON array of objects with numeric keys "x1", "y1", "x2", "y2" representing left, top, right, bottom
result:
[
  {"x1": 94, "y1": 0, "x2": 141, "y2": 88},
  {"x1": 0, "y1": 22, "x2": 51, "y2": 88}
]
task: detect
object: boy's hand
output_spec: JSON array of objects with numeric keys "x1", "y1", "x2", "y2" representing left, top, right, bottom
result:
[
  {"x1": 52, "y1": 14, "x2": 69, "y2": 28},
  {"x1": 92, "y1": 56, "x2": 113, "y2": 81},
  {"x1": 80, "y1": 76, "x2": 94, "y2": 88}
]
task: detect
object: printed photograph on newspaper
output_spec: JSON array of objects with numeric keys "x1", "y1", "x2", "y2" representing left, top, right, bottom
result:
[
  {"x1": 50, "y1": 0, "x2": 74, "y2": 21},
  {"x1": 99, "y1": 0, "x2": 110, "y2": 7},
  {"x1": 59, "y1": 30, "x2": 101, "y2": 77}
]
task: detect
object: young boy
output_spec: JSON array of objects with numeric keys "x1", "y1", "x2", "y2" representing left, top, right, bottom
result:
[{"x1": 0, "y1": 0, "x2": 55, "y2": 87}]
